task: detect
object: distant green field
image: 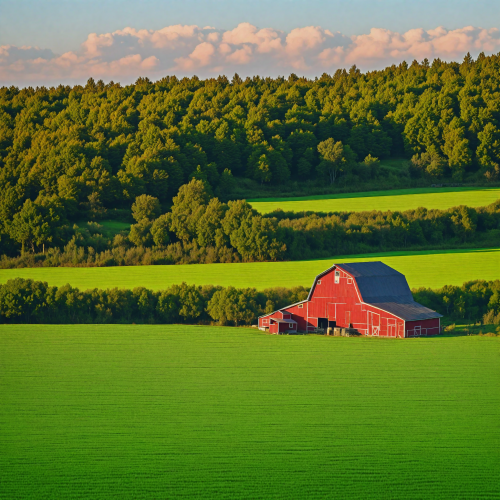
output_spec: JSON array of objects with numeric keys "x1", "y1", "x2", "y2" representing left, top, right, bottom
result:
[
  {"x1": 1, "y1": 247, "x2": 499, "y2": 291},
  {"x1": 248, "y1": 187, "x2": 500, "y2": 214},
  {"x1": 97, "y1": 220, "x2": 130, "y2": 232},
  {"x1": 76, "y1": 219, "x2": 131, "y2": 236},
  {"x1": 1, "y1": 325, "x2": 498, "y2": 499}
]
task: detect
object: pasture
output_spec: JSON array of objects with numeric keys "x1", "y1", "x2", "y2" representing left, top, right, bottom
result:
[
  {"x1": 1, "y1": 247, "x2": 499, "y2": 291},
  {"x1": 1, "y1": 325, "x2": 498, "y2": 499},
  {"x1": 248, "y1": 187, "x2": 500, "y2": 214}
]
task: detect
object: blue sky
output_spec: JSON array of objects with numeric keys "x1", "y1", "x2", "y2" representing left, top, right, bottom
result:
[{"x1": 1, "y1": 0, "x2": 499, "y2": 51}]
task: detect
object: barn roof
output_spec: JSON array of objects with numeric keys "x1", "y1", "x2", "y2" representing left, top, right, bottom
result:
[
  {"x1": 271, "y1": 318, "x2": 298, "y2": 324},
  {"x1": 336, "y1": 262, "x2": 414, "y2": 304},
  {"x1": 369, "y1": 301, "x2": 442, "y2": 321},
  {"x1": 308, "y1": 261, "x2": 442, "y2": 321}
]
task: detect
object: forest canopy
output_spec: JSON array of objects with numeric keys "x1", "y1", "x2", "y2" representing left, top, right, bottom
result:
[{"x1": 1, "y1": 52, "x2": 500, "y2": 258}]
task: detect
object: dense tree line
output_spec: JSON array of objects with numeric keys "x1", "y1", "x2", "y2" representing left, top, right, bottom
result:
[
  {"x1": 1, "y1": 277, "x2": 498, "y2": 327},
  {"x1": 0, "y1": 278, "x2": 308, "y2": 325},
  {"x1": 2, "y1": 52, "x2": 500, "y2": 256},
  {"x1": 413, "y1": 279, "x2": 500, "y2": 325},
  {"x1": 1, "y1": 179, "x2": 499, "y2": 267}
]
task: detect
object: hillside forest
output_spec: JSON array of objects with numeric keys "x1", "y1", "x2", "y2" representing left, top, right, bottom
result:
[{"x1": 1, "y1": 52, "x2": 500, "y2": 262}]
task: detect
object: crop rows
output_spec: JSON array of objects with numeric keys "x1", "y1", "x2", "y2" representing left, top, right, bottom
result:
[
  {"x1": 1, "y1": 325, "x2": 499, "y2": 499},
  {"x1": 1, "y1": 247, "x2": 499, "y2": 291}
]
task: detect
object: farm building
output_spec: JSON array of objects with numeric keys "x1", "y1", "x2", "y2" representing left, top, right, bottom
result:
[{"x1": 259, "y1": 262, "x2": 442, "y2": 337}]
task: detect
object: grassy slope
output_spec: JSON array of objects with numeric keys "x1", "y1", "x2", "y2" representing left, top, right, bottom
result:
[
  {"x1": 1, "y1": 325, "x2": 498, "y2": 499},
  {"x1": 1, "y1": 247, "x2": 499, "y2": 291},
  {"x1": 248, "y1": 187, "x2": 500, "y2": 214},
  {"x1": 75, "y1": 220, "x2": 131, "y2": 236}
]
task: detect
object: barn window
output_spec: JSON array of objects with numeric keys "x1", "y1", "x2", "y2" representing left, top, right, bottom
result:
[
  {"x1": 298, "y1": 304, "x2": 303, "y2": 309},
  {"x1": 347, "y1": 278, "x2": 352, "y2": 284},
  {"x1": 289, "y1": 323, "x2": 294, "y2": 328},
  {"x1": 335, "y1": 271, "x2": 340, "y2": 284}
]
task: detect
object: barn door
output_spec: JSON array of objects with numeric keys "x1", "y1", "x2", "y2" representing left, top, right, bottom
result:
[
  {"x1": 387, "y1": 319, "x2": 396, "y2": 337},
  {"x1": 345, "y1": 310, "x2": 351, "y2": 328},
  {"x1": 327, "y1": 303, "x2": 336, "y2": 321},
  {"x1": 368, "y1": 312, "x2": 380, "y2": 336},
  {"x1": 336, "y1": 304, "x2": 346, "y2": 327}
]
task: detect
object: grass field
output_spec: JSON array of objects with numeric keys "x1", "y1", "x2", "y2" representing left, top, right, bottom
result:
[
  {"x1": 1, "y1": 325, "x2": 498, "y2": 499},
  {"x1": 248, "y1": 187, "x2": 500, "y2": 214},
  {"x1": 76, "y1": 219, "x2": 131, "y2": 236},
  {"x1": 1, "y1": 247, "x2": 499, "y2": 291}
]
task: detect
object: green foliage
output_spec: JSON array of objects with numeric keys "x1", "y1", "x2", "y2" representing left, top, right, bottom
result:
[
  {"x1": 207, "y1": 287, "x2": 260, "y2": 326},
  {"x1": 128, "y1": 219, "x2": 153, "y2": 247},
  {"x1": 317, "y1": 139, "x2": 354, "y2": 184},
  {"x1": 3, "y1": 52, "x2": 500, "y2": 258},
  {"x1": 131, "y1": 194, "x2": 161, "y2": 222},
  {"x1": 150, "y1": 213, "x2": 171, "y2": 247},
  {"x1": 413, "y1": 279, "x2": 500, "y2": 324},
  {"x1": 0, "y1": 278, "x2": 309, "y2": 326},
  {"x1": 9, "y1": 199, "x2": 57, "y2": 253}
]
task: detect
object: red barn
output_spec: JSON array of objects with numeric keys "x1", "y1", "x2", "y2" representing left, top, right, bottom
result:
[{"x1": 258, "y1": 262, "x2": 442, "y2": 337}]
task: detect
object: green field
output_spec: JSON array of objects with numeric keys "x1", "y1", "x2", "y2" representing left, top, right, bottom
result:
[
  {"x1": 248, "y1": 187, "x2": 500, "y2": 214},
  {"x1": 1, "y1": 247, "x2": 499, "y2": 291},
  {"x1": 1, "y1": 325, "x2": 498, "y2": 499},
  {"x1": 76, "y1": 219, "x2": 131, "y2": 236}
]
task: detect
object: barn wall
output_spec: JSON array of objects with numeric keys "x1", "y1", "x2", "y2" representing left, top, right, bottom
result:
[
  {"x1": 259, "y1": 310, "x2": 299, "y2": 333},
  {"x1": 406, "y1": 318, "x2": 440, "y2": 337},
  {"x1": 362, "y1": 304, "x2": 404, "y2": 337},
  {"x1": 269, "y1": 323, "x2": 279, "y2": 334},
  {"x1": 307, "y1": 267, "x2": 374, "y2": 333},
  {"x1": 282, "y1": 303, "x2": 310, "y2": 331}
]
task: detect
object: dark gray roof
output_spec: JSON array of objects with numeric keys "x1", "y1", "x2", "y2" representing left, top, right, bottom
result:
[
  {"x1": 336, "y1": 262, "x2": 414, "y2": 303},
  {"x1": 369, "y1": 301, "x2": 442, "y2": 321},
  {"x1": 271, "y1": 318, "x2": 297, "y2": 324}
]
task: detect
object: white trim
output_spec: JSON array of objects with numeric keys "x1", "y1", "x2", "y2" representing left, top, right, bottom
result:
[{"x1": 257, "y1": 299, "x2": 308, "y2": 319}]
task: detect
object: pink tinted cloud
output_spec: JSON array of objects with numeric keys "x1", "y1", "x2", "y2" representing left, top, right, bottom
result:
[
  {"x1": 174, "y1": 42, "x2": 215, "y2": 70},
  {"x1": 1, "y1": 23, "x2": 500, "y2": 86}
]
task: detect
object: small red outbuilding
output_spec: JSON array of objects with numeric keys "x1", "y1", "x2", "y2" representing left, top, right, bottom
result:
[{"x1": 259, "y1": 261, "x2": 442, "y2": 338}]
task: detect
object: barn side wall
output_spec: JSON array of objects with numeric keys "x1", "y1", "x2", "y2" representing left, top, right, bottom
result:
[
  {"x1": 258, "y1": 310, "x2": 299, "y2": 333},
  {"x1": 282, "y1": 303, "x2": 310, "y2": 331},
  {"x1": 405, "y1": 318, "x2": 440, "y2": 337},
  {"x1": 259, "y1": 310, "x2": 284, "y2": 329},
  {"x1": 362, "y1": 304, "x2": 405, "y2": 337}
]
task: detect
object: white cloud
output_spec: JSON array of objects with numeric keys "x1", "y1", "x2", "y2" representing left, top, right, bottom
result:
[{"x1": 1, "y1": 23, "x2": 500, "y2": 86}]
